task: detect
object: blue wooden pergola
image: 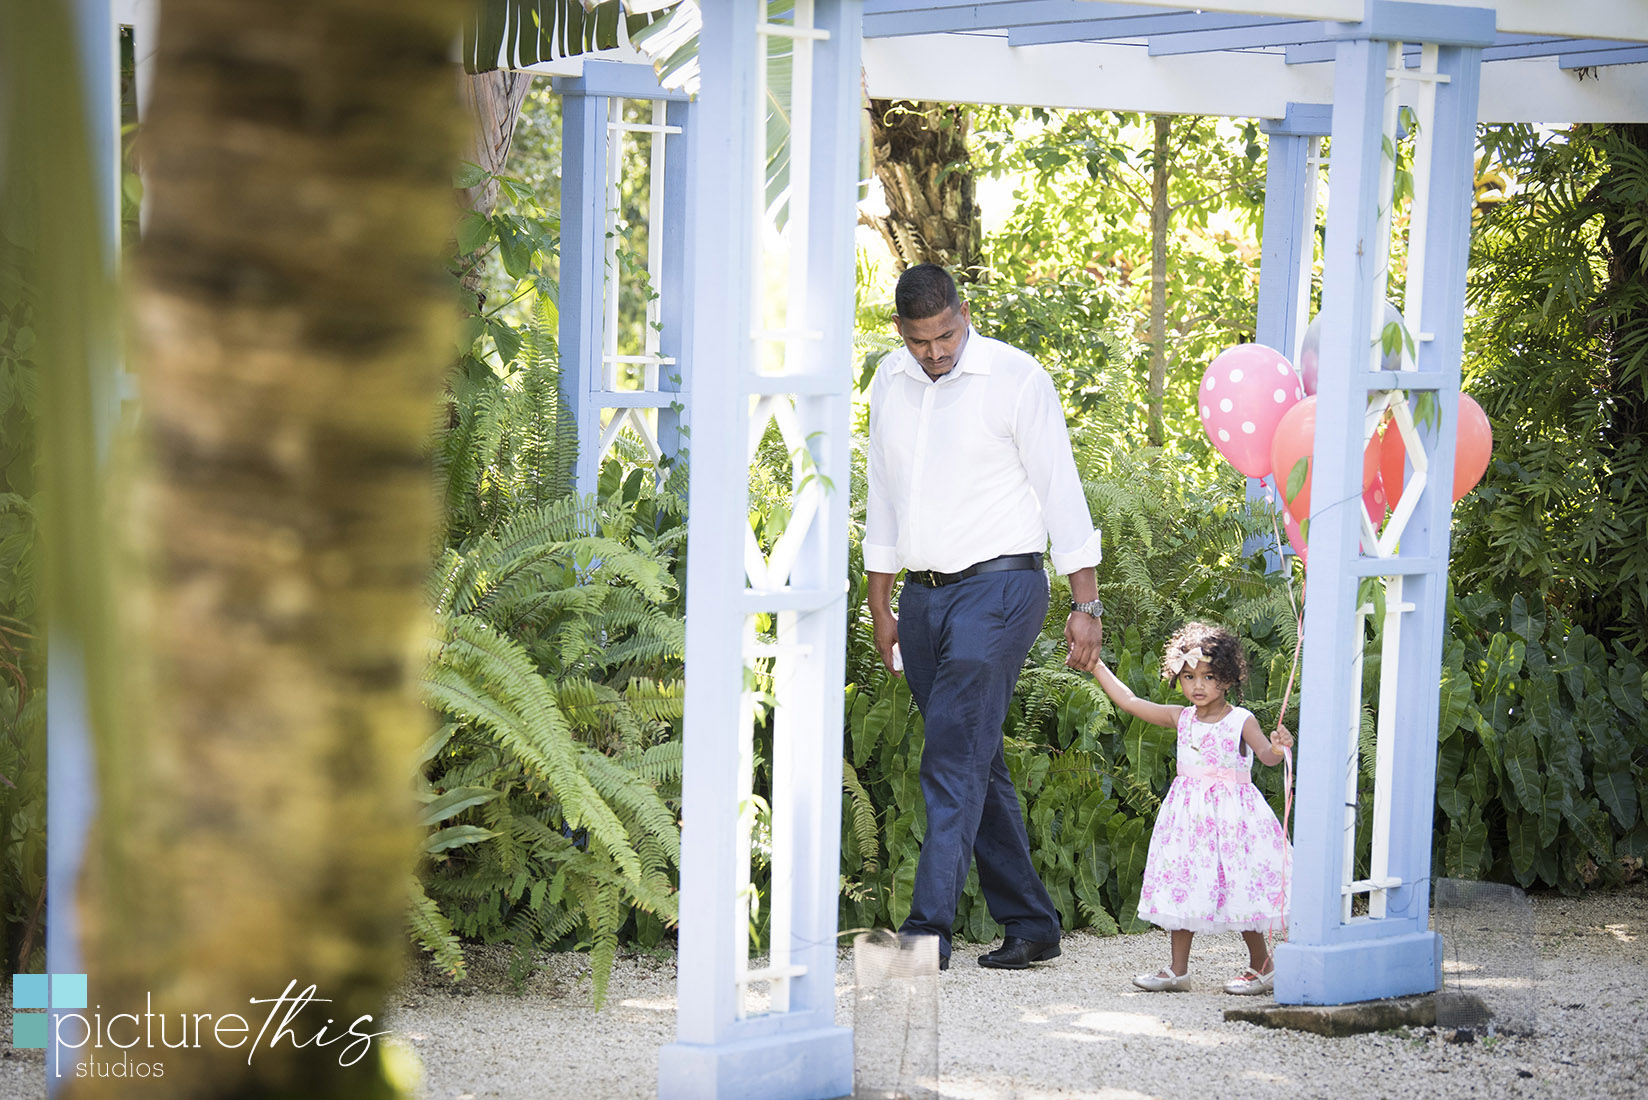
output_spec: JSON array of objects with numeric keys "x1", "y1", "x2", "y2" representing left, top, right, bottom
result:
[{"x1": 59, "y1": 2, "x2": 1648, "y2": 1099}]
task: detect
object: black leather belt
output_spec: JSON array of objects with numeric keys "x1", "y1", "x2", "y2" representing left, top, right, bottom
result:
[{"x1": 905, "y1": 553, "x2": 1043, "y2": 588}]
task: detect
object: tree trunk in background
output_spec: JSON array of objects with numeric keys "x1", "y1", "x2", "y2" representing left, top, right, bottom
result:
[
  {"x1": 456, "y1": 68, "x2": 532, "y2": 308},
  {"x1": 1147, "y1": 115, "x2": 1171, "y2": 447},
  {"x1": 459, "y1": 68, "x2": 533, "y2": 218},
  {"x1": 72, "y1": 0, "x2": 461, "y2": 1096},
  {"x1": 864, "y1": 99, "x2": 983, "y2": 281}
]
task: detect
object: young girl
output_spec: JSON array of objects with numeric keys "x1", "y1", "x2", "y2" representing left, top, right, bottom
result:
[{"x1": 1085, "y1": 621, "x2": 1293, "y2": 995}]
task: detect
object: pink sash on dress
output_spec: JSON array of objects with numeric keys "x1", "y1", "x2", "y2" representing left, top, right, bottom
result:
[{"x1": 1176, "y1": 762, "x2": 1254, "y2": 788}]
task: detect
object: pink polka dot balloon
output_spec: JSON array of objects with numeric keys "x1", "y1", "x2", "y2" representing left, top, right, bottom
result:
[{"x1": 1198, "y1": 343, "x2": 1305, "y2": 478}]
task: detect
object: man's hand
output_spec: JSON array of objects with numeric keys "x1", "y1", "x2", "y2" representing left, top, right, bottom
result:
[
  {"x1": 1065, "y1": 610, "x2": 1102, "y2": 671},
  {"x1": 867, "y1": 571, "x2": 901, "y2": 677},
  {"x1": 874, "y1": 615, "x2": 901, "y2": 678}
]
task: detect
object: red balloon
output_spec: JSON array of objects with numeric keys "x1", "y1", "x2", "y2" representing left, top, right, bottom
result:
[
  {"x1": 1269, "y1": 396, "x2": 1382, "y2": 523},
  {"x1": 1453, "y1": 395, "x2": 1493, "y2": 501},
  {"x1": 1379, "y1": 397, "x2": 1493, "y2": 510},
  {"x1": 1199, "y1": 344, "x2": 1304, "y2": 478},
  {"x1": 1363, "y1": 472, "x2": 1388, "y2": 529},
  {"x1": 1380, "y1": 417, "x2": 1408, "y2": 514}
]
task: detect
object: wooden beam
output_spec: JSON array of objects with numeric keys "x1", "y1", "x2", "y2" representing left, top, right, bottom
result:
[{"x1": 864, "y1": 32, "x2": 1648, "y2": 122}]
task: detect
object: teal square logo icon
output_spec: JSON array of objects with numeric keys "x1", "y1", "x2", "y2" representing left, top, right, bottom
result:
[
  {"x1": 51, "y1": 975, "x2": 86, "y2": 1010},
  {"x1": 9, "y1": 974, "x2": 88, "y2": 1049},
  {"x1": 11, "y1": 974, "x2": 46, "y2": 1010},
  {"x1": 11, "y1": 1013, "x2": 46, "y2": 1049}
]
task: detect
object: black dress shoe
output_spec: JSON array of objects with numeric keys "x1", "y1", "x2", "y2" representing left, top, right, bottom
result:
[
  {"x1": 938, "y1": 954, "x2": 950, "y2": 971},
  {"x1": 977, "y1": 936, "x2": 1061, "y2": 970}
]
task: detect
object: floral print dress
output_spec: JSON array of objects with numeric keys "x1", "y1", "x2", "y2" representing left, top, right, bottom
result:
[{"x1": 1137, "y1": 705, "x2": 1291, "y2": 933}]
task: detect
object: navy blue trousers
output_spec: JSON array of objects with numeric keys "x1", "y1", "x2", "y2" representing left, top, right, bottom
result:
[{"x1": 896, "y1": 568, "x2": 1060, "y2": 957}]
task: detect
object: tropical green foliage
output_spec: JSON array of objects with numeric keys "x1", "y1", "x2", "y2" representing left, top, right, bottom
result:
[
  {"x1": 1434, "y1": 592, "x2": 1647, "y2": 889},
  {"x1": 1456, "y1": 123, "x2": 1648, "y2": 655},
  {"x1": 415, "y1": 163, "x2": 685, "y2": 1006},
  {"x1": 1439, "y1": 120, "x2": 1648, "y2": 889},
  {"x1": 972, "y1": 108, "x2": 1268, "y2": 451}
]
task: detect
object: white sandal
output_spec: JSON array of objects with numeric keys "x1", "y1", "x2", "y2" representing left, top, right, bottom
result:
[
  {"x1": 1222, "y1": 966, "x2": 1275, "y2": 995},
  {"x1": 1132, "y1": 968, "x2": 1192, "y2": 992}
]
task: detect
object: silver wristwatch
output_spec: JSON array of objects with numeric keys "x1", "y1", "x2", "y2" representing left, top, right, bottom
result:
[{"x1": 1069, "y1": 598, "x2": 1104, "y2": 618}]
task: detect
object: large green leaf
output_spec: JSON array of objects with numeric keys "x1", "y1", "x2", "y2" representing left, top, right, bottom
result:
[
  {"x1": 426, "y1": 824, "x2": 501, "y2": 853},
  {"x1": 1593, "y1": 765, "x2": 1639, "y2": 830},
  {"x1": 419, "y1": 786, "x2": 503, "y2": 826},
  {"x1": 465, "y1": 0, "x2": 655, "y2": 74},
  {"x1": 1505, "y1": 810, "x2": 1539, "y2": 885},
  {"x1": 1501, "y1": 724, "x2": 1543, "y2": 815}
]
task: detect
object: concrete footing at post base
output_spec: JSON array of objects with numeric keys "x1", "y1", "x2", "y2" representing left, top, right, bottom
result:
[
  {"x1": 1272, "y1": 930, "x2": 1442, "y2": 1005},
  {"x1": 657, "y1": 1025, "x2": 853, "y2": 1100},
  {"x1": 1226, "y1": 991, "x2": 1495, "y2": 1038},
  {"x1": 1225, "y1": 993, "x2": 1437, "y2": 1037}
]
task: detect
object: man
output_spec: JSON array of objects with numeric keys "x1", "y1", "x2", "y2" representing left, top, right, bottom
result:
[{"x1": 865, "y1": 263, "x2": 1104, "y2": 971}]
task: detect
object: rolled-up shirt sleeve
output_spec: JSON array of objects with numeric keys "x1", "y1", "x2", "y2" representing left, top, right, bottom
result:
[
  {"x1": 1014, "y1": 367, "x2": 1103, "y2": 576},
  {"x1": 863, "y1": 370, "x2": 902, "y2": 574}
]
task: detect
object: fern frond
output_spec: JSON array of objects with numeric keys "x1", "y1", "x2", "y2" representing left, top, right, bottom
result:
[
  {"x1": 408, "y1": 875, "x2": 468, "y2": 980},
  {"x1": 842, "y1": 760, "x2": 880, "y2": 873},
  {"x1": 425, "y1": 615, "x2": 643, "y2": 880}
]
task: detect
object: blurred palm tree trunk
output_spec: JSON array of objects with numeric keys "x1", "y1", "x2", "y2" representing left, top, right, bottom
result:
[
  {"x1": 864, "y1": 99, "x2": 983, "y2": 281},
  {"x1": 70, "y1": 0, "x2": 462, "y2": 1096}
]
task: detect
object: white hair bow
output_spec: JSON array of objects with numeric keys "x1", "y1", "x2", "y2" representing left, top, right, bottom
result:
[{"x1": 1165, "y1": 645, "x2": 1208, "y2": 677}]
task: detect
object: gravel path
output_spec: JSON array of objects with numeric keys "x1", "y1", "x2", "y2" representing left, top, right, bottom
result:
[
  {"x1": 3, "y1": 885, "x2": 1638, "y2": 1098},
  {"x1": 389, "y1": 882, "x2": 1648, "y2": 1100}
]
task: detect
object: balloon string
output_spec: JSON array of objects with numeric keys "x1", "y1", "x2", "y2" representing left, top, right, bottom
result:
[
  {"x1": 1265, "y1": 480, "x2": 1304, "y2": 956},
  {"x1": 1270, "y1": 744, "x2": 1294, "y2": 957},
  {"x1": 1266, "y1": 482, "x2": 1305, "y2": 732}
]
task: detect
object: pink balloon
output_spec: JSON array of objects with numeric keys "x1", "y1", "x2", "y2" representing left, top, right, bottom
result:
[
  {"x1": 1198, "y1": 344, "x2": 1304, "y2": 478},
  {"x1": 1299, "y1": 302, "x2": 1407, "y2": 396}
]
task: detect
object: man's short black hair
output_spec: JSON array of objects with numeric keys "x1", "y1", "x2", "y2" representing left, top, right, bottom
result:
[{"x1": 895, "y1": 263, "x2": 962, "y2": 321}]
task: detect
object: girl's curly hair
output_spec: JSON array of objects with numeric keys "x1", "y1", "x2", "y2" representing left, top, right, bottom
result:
[{"x1": 1160, "y1": 621, "x2": 1247, "y2": 694}]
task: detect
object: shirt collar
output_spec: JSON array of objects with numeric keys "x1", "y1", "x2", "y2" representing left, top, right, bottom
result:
[{"x1": 896, "y1": 326, "x2": 990, "y2": 384}]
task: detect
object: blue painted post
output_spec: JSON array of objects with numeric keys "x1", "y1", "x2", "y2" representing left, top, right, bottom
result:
[
  {"x1": 1255, "y1": 102, "x2": 1332, "y2": 365},
  {"x1": 1384, "y1": 33, "x2": 1485, "y2": 965},
  {"x1": 49, "y1": 0, "x2": 120, "y2": 1089},
  {"x1": 1249, "y1": 101, "x2": 1331, "y2": 565},
  {"x1": 776, "y1": 0, "x2": 860, "y2": 1067},
  {"x1": 658, "y1": 2, "x2": 859, "y2": 1097},
  {"x1": 555, "y1": 62, "x2": 692, "y2": 493},
  {"x1": 657, "y1": 93, "x2": 693, "y2": 466},
  {"x1": 1275, "y1": 1, "x2": 1491, "y2": 1006},
  {"x1": 556, "y1": 78, "x2": 607, "y2": 498}
]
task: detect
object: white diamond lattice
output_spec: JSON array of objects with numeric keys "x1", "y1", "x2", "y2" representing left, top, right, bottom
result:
[
  {"x1": 744, "y1": 395, "x2": 821, "y2": 590},
  {"x1": 1362, "y1": 390, "x2": 1429, "y2": 557},
  {"x1": 598, "y1": 407, "x2": 665, "y2": 467}
]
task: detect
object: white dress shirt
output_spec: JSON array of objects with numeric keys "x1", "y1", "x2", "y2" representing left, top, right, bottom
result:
[{"x1": 864, "y1": 328, "x2": 1103, "y2": 577}]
